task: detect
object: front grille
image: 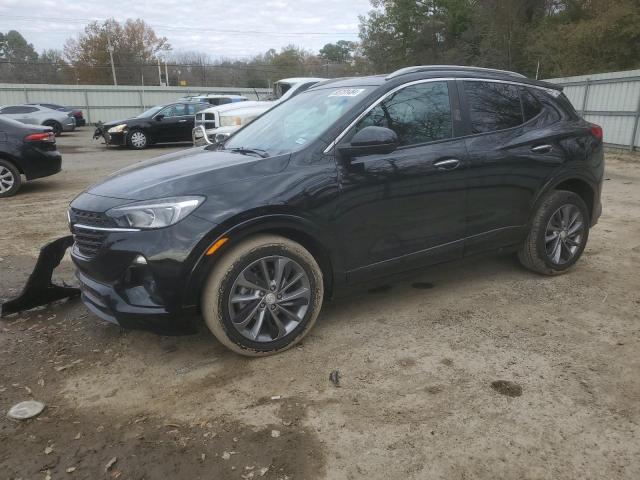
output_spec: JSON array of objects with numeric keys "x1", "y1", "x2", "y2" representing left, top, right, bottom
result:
[
  {"x1": 72, "y1": 208, "x2": 116, "y2": 228},
  {"x1": 73, "y1": 228, "x2": 107, "y2": 258},
  {"x1": 196, "y1": 112, "x2": 216, "y2": 129},
  {"x1": 71, "y1": 209, "x2": 114, "y2": 258}
]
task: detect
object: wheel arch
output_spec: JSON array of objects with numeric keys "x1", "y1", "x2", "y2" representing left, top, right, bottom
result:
[
  {"x1": 553, "y1": 178, "x2": 595, "y2": 221},
  {"x1": 182, "y1": 214, "x2": 337, "y2": 309},
  {"x1": 532, "y1": 174, "x2": 597, "y2": 226},
  {"x1": 0, "y1": 153, "x2": 23, "y2": 174}
]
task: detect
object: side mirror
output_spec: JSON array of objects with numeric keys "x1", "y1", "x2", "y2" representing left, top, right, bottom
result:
[
  {"x1": 338, "y1": 126, "x2": 399, "y2": 158},
  {"x1": 155, "y1": 114, "x2": 164, "y2": 121}
]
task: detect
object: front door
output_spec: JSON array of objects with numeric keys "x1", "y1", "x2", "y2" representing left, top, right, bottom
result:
[
  {"x1": 153, "y1": 104, "x2": 191, "y2": 142},
  {"x1": 333, "y1": 80, "x2": 469, "y2": 283}
]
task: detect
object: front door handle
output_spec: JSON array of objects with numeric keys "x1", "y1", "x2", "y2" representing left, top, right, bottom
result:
[
  {"x1": 531, "y1": 144, "x2": 553, "y2": 154},
  {"x1": 179, "y1": 119, "x2": 188, "y2": 123},
  {"x1": 434, "y1": 158, "x2": 461, "y2": 171}
]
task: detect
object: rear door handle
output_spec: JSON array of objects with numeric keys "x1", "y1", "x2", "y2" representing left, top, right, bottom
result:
[
  {"x1": 531, "y1": 145, "x2": 553, "y2": 154},
  {"x1": 434, "y1": 159, "x2": 461, "y2": 171},
  {"x1": 179, "y1": 119, "x2": 188, "y2": 123}
]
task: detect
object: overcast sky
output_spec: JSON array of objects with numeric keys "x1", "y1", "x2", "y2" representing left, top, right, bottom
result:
[{"x1": 0, "y1": 0, "x2": 373, "y2": 59}]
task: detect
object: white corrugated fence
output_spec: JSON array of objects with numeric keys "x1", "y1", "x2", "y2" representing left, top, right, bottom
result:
[
  {"x1": 546, "y1": 69, "x2": 640, "y2": 150},
  {"x1": 0, "y1": 84, "x2": 271, "y2": 124}
]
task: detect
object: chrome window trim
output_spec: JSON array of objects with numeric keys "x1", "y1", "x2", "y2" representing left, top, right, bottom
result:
[
  {"x1": 73, "y1": 224, "x2": 140, "y2": 232},
  {"x1": 324, "y1": 76, "x2": 559, "y2": 154}
]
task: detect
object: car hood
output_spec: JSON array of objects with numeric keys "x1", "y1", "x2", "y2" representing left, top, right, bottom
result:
[{"x1": 84, "y1": 147, "x2": 291, "y2": 202}]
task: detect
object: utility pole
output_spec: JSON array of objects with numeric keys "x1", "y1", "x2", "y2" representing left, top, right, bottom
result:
[
  {"x1": 106, "y1": 27, "x2": 117, "y2": 86},
  {"x1": 157, "y1": 57, "x2": 163, "y2": 86},
  {"x1": 164, "y1": 61, "x2": 169, "y2": 87}
]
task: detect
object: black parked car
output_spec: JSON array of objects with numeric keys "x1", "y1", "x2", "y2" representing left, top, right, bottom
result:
[
  {"x1": 0, "y1": 117, "x2": 61, "y2": 197},
  {"x1": 69, "y1": 65, "x2": 603, "y2": 355},
  {"x1": 27, "y1": 102, "x2": 86, "y2": 126},
  {"x1": 95, "y1": 102, "x2": 209, "y2": 149}
]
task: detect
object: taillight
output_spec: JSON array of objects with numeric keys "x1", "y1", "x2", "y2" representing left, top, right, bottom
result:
[
  {"x1": 73, "y1": 111, "x2": 83, "y2": 118},
  {"x1": 25, "y1": 132, "x2": 55, "y2": 143},
  {"x1": 590, "y1": 124, "x2": 603, "y2": 142}
]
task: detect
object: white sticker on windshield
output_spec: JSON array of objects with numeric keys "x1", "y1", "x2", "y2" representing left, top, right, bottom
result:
[{"x1": 329, "y1": 88, "x2": 365, "y2": 97}]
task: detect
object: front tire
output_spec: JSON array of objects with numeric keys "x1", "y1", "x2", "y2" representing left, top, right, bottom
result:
[
  {"x1": 0, "y1": 160, "x2": 22, "y2": 197},
  {"x1": 518, "y1": 190, "x2": 590, "y2": 275},
  {"x1": 127, "y1": 130, "x2": 148, "y2": 149},
  {"x1": 201, "y1": 235, "x2": 324, "y2": 356}
]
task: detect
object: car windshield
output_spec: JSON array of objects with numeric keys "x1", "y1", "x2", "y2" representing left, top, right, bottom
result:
[
  {"x1": 137, "y1": 105, "x2": 164, "y2": 118},
  {"x1": 224, "y1": 86, "x2": 373, "y2": 157}
]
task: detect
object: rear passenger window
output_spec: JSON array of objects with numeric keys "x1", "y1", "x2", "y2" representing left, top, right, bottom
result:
[
  {"x1": 520, "y1": 88, "x2": 543, "y2": 122},
  {"x1": 356, "y1": 81, "x2": 452, "y2": 146},
  {"x1": 464, "y1": 81, "x2": 523, "y2": 133}
]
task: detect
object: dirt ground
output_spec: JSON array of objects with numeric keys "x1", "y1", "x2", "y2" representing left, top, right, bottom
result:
[{"x1": 1, "y1": 131, "x2": 639, "y2": 480}]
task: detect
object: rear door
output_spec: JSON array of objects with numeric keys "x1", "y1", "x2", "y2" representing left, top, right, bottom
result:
[{"x1": 459, "y1": 80, "x2": 565, "y2": 255}]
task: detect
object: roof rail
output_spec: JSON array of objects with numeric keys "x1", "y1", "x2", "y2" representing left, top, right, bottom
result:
[{"x1": 386, "y1": 65, "x2": 527, "y2": 80}]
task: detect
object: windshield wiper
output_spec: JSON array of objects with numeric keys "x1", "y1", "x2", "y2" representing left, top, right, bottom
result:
[{"x1": 227, "y1": 147, "x2": 269, "y2": 158}]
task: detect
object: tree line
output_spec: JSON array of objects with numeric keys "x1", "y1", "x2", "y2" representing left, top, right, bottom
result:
[
  {"x1": 1, "y1": 0, "x2": 639, "y2": 87},
  {"x1": 359, "y1": 0, "x2": 640, "y2": 78}
]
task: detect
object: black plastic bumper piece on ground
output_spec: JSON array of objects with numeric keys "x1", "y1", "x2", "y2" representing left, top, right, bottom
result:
[{"x1": 0, "y1": 236, "x2": 80, "y2": 317}]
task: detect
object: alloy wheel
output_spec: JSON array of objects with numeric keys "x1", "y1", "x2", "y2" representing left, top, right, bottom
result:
[
  {"x1": 0, "y1": 166, "x2": 15, "y2": 193},
  {"x1": 227, "y1": 255, "x2": 311, "y2": 342},
  {"x1": 545, "y1": 204, "x2": 585, "y2": 265},
  {"x1": 130, "y1": 131, "x2": 147, "y2": 148}
]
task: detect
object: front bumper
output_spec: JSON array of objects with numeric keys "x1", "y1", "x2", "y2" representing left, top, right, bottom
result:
[
  {"x1": 76, "y1": 270, "x2": 197, "y2": 335},
  {"x1": 192, "y1": 125, "x2": 235, "y2": 147},
  {"x1": 102, "y1": 131, "x2": 127, "y2": 146},
  {"x1": 193, "y1": 125, "x2": 215, "y2": 146},
  {"x1": 69, "y1": 198, "x2": 218, "y2": 334}
]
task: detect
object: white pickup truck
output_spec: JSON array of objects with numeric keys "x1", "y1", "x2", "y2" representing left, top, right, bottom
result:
[{"x1": 192, "y1": 77, "x2": 325, "y2": 146}]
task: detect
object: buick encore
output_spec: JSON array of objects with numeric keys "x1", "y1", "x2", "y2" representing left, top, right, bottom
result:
[{"x1": 69, "y1": 66, "x2": 604, "y2": 356}]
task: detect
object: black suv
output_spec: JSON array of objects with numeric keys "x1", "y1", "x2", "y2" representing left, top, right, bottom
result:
[
  {"x1": 95, "y1": 101, "x2": 209, "y2": 149},
  {"x1": 69, "y1": 66, "x2": 604, "y2": 356}
]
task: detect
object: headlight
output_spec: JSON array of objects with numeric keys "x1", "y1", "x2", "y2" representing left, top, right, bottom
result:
[
  {"x1": 108, "y1": 124, "x2": 127, "y2": 134},
  {"x1": 105, "y1": 196, "x2": 205, "y2": 229},
  {"x1": 219, "y1": 116, "x2": 242, "y2": 127}
]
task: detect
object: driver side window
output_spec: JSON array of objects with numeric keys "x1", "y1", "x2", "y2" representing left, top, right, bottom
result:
[
  {"x1": 355, "y1": 81, "x2": 453, "y2": 147},
  {"x1": 160, "y1": 104, "x2": 188, "y2": 118}
]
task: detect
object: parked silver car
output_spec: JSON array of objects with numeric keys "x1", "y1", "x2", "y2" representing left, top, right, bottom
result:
[{"x1": 0, "y1": 105, "x2": 75, "y2": 136}]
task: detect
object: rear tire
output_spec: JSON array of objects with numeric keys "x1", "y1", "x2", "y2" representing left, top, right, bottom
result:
[
  {"x1": 127, "y1": 130, "x2": 148, "y2": 149},
  {"x1": 201, "y1": 235, "x2": 324, "y2": 356},
  {"x1": 44, "y1": 121, "x2": 62, "y2": 137},
  {"x1": 0, "y1": 160, "x2": 22, "y2": 197},
  {"x1": 518, "y1": 190, "x2": 590, "y2": 275}
]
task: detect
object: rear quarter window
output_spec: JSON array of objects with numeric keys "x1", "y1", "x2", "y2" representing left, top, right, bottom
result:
[
  {"x1": 529, "y1": 89, "x2": 564, "y2": 126},
  {"x1": 520, "y1": 88, "x2": 543, "y2": 122}
]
